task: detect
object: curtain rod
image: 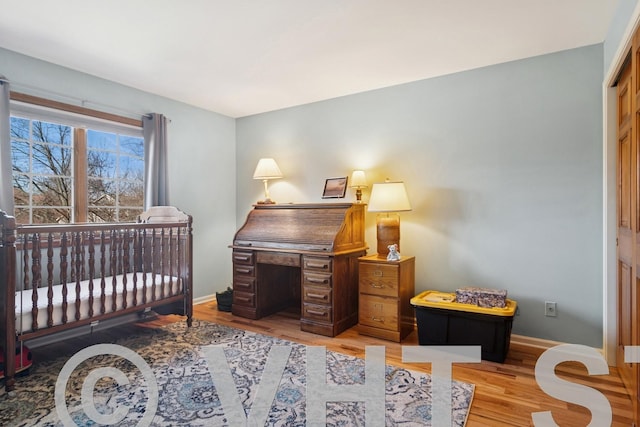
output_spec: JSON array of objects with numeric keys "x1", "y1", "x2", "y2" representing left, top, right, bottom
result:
[{"x1": 1, "y1": 77, "x2": 152, "y2": 120}]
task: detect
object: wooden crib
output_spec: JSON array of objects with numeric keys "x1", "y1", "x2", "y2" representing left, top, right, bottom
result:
[{"x1": 0, "y1": 206, "x2": 193, "y2": 392}]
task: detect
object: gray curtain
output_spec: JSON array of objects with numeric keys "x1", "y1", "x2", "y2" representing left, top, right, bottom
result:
[
  {"x1": 0, "y1": 77, "x2": 13, "y2": 215},
  {"x1": 142, "y1": 113, "x2": 170, "y2": 209}
]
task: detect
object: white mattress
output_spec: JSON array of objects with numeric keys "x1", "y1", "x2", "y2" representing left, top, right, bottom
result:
[{"x1": 15, "y1": 272, "x2": 182, "y2": 334}]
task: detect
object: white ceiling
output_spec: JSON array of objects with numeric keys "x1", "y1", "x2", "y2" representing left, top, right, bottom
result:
[{"x1": 0, "y1": 0, "x2": 619, "y2": 118}]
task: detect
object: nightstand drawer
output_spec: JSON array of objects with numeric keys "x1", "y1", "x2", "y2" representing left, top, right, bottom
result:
[
  {"x1": 303, "y1": 286, "x2": 332, "y2": 305},
  {"x1": 359, "y1": 294, "x2": 398, "y2": 331},
  {"x1": 359, "y1": 263, "x2": 399, "y2": 297}
]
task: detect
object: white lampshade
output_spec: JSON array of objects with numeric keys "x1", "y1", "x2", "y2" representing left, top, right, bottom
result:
[
  {"x1": 350, "y1": 170, "x2": 368, "y2": 188},
  {"x1": 253, "y1": 158, "x2": 283, "y2": 180},
  {"x1": 367, "y1": 181, "x2": 411, "y2": 212}
]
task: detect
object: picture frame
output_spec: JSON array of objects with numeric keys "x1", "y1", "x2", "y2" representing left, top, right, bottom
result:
[{"x1": 322, "y1": 176, "x2": 348, "y2": 199}]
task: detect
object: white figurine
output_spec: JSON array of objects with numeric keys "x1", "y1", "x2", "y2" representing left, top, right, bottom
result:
[{"x1": 387, "y1": 244, "x2": 401, "y2": 261}]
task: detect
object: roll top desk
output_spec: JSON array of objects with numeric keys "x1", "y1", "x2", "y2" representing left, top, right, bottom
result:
[{"x1": 230, "y1": 203, "x2": 367, "y2": 337}]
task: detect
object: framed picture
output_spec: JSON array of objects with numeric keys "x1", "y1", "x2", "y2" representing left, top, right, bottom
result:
[{"x1": 322, "y1": 176, "x2": 348, "y2": 199}]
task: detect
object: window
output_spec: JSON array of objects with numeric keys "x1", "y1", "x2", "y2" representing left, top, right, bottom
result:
[{"x1": 9, "y1": 95, "x2": 144, "y2": 224}]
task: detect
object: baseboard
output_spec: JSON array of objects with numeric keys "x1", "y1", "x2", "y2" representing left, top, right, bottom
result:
[{"x1": 194, "y1": 294, "x2": 216, "y2": 305}]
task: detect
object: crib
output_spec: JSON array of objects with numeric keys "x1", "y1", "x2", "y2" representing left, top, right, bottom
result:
[{"x1": 0, "y1": 206, "x2": 193, "y2": 392}]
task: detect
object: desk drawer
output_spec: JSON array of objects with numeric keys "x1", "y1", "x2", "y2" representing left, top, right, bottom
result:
[
  {"x1": 303, "y1": 272, "x2": 332, "y2": 287},
  {"x1": 233, "y1": 291, "x2": 255, "y2": 307},
  {"x1": 303, "y1": 256, "x2": 332, "y2": 271},
  {"x1": 232, "y1": 250, "x2": 254, "y2": 265},
  {"x1": 303, "y1": 303, "x2": 332, "y2": 322},
  {"x1": 233, "y1": 276, "x2": 255, "y2": 293},
  {"x1": 359, "y1": 294, "x2": 398, "y2": 331},
  {"x1": 234, "y1": 264, "x2": 255, "y2": 277},
  {"x1": 359, "y1": 263, "x2": 399, "y2": 297},
  {"x1": 303, "y1": 286, "x2": 332, "y2": 305},
  {"x1": 257, "y1": 251, "x2": 300, "y2": 267}
]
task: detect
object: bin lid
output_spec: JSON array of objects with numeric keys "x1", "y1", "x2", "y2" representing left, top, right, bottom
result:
[{"x1": 411, "y1": 290, "x2": 517, "y2": 316}]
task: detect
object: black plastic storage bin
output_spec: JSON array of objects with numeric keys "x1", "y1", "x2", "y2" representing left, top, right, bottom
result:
[{"x1": 410, "y1": 290, "x2": 517, "y2": 363}]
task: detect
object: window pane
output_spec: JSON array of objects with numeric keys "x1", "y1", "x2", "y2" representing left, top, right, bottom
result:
[
  {"x1": 31, "y1": 143, "x2": 71, "y2": 175},
  {"x1": 87, "y1": 129, "x2": 116, "y2": 150},
  {"x1": 13, "y1": 175, "x2": 30, "y2": 205},
  {"x1": 118, "y1": 209, "x2": 142, "y2": 222},
  {"x1": 118, "y1": 181, "x2": 144, "y2": 207},
  {"x1": 120, "y1": 135, "x2": 144, "y2": 157},
  {"x1": 88, "y1": 150, "x2": 117, "y2": 179},
  {"x1": 88, "y1": 178, "x2": 116, "y2": 206},
  {"x1": 88, "y1": 207, "x2": 116, "y2": 223},
  {"x1": 32, "y1": 176, "x2": 72, "y2": 208},
  {"x1": 11, "y1": 140, "x2": 30, "y2": 173},
  {"x1": 32, "y1": 207, "x2": 70, "y2": 224},
  {"x1": 14, "y1": 208, "x2": 30, "y2": 224},
  {"x1": 10, "y1": 117, "x2": 29, "y2": 139},
  {"x1": 119, "y1": 155, "x2": 144, "y2": 180},
  {"x1": 32, "y1": 121, "x2": 71, "y2": 145}
]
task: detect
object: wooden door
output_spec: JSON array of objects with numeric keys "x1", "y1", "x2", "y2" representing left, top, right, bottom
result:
[{"x1": 617, "y1": 54, "x2": 636, "y2": 414}]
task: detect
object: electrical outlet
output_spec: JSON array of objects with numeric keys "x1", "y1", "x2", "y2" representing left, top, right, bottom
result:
[{"x1": 545, "y1": 301, "x2": 557, "y2": 317}]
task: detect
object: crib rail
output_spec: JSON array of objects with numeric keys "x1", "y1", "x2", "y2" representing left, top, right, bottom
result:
[{"x1": 1, "y1": 207, "x2": 193, "y2": 392}]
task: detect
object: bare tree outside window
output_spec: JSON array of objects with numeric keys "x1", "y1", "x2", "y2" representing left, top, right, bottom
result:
[{"x1": 11, "y1": 116, "x2": 144, "y2": 224}]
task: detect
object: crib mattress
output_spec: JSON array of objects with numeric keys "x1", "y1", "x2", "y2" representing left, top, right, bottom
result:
[{"x1": 15, "y1": 272, "x2": 182, "y2": 334}]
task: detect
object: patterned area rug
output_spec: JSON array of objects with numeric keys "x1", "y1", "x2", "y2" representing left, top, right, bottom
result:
[{"x1": 0, "y1": 320, "x2": 474, "y2": 426}]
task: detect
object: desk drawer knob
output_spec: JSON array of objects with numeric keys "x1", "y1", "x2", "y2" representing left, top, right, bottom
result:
[
  {"x1": 371, "y1": 316, "x2": 385, "y2": 323},
  {"x1": 308, "y1": 309, "x2": 327, "y2": 316},
  {"x1": 307, "y1": 262, "x2": 329, "y2": 269},
  {"x1": 370, "y1": 283, "x2": 385, "y2": 289},
  {"x1": 307, "y1": 293, "x2": 327, "y2": 300}
]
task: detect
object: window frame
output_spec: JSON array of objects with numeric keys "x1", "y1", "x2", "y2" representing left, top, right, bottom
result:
[{"x1": 9, "y1": 92, "x2": 145, "y2": 224}]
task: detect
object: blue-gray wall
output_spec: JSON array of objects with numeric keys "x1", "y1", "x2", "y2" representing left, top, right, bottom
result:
[
  {"x1": 0, "y1": 47, "x2": 238, "y2": 300},
  {"x1": 236, "y1": 45, "x2": 604, "y2": 347}
]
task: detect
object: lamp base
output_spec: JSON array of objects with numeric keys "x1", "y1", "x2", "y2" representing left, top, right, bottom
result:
[
  {"x1": 376, "y1": 213, "x2": 400, "y2": 256},
  {"x1": 257, "y1": 198, "x2": 276, "y2": 204}
]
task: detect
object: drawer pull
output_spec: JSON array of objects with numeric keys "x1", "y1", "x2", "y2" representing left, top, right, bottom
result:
[
  {"x1": 371, "y1": 316, "x2": 385, "y2": 323},
  {"x1": 234, "y1": 255, "x2": 251, "y2": 261},
  {"x1": 307, "y1": 277, "x2": 329, "y2": 284},
  {"x1": 235, "y1": 267, "x2": 252, "y2": 274},
  {"x1": 236, "y1": 296, "x2": 251, "y2": 302},
  {"x1": 307, "y1": 293, "x2": 327, "y2": 300},
  {"x1": 373, "y1": 270, "x2": 383, "y2": 277},
  {"x1": 370, "y1": 283, "x2": 385, "y2": 289},
  {"x1": 307, "y1": 262, "x2": 329, "y2": 269},
  {"x1": 307, "y1": 309, "x2": 327, "y2": 316},
  {"x1": 235, "y1": 282, "x2": 251, "y2": 289}
]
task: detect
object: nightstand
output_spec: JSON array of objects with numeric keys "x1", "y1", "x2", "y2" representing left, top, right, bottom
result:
[{"x1": 358, "y1": 254, "x2": 415, "y2": 342}]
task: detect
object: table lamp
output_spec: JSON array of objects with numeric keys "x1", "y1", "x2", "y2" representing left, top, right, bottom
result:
[
  {"x1": 350, "y1": 170, "x2": 368, "y2": 203},
  {"x1": 253, "y1": 158, "x2": 283, "y2": 204},
  {"x1": 367, "y1": 180, "x2": 412, "y2": 256}
]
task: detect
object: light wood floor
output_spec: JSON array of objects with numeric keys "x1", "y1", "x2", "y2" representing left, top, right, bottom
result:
[
  {"x1": 29, "y1": 301, "x2": 635, "y2": 426},
  {"x1": 191, "y1": 301, "x2": 634, "y2": 426}
]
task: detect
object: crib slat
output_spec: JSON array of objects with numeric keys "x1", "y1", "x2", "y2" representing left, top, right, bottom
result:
[
  {"x1": 60, "y1": 232, "x2": 68, "y2": 325},
  {"x1": 168, "y1": 227, "x2": 174, "y2": 297},
  {"x1": 100, "y1": 230, "x2": 106, "y2": 315},
  {"x1": 111, "y1": 229, "x2": 118, "y2": 312},
  {"x1": 131, "y1": 229, "x2": 138, "y2": 306},
  {"x1": 160, "y1": 227, "x2": 165, "y2": 300},
  {"x1": 30, "y1": 233, "x2": 41, "y2": 331},
  {"x1": 151, "y1": 228, "x2": 157, "y2": 302},
  {"x1": 141, "y1": 228, "x2": 147, "y2": 304},
  {"x1": 122, "y1": 229, "x2": 129, "y2": 309},
  {"x1": 88, "y1": 231, "x2": 95, "y2": 318},
  {"x1": 46, "y1": 233, "x2": 54, "y2": 328},
  {"x1": 74, "y1": 231, "x2": 83, "y2": 321}
]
